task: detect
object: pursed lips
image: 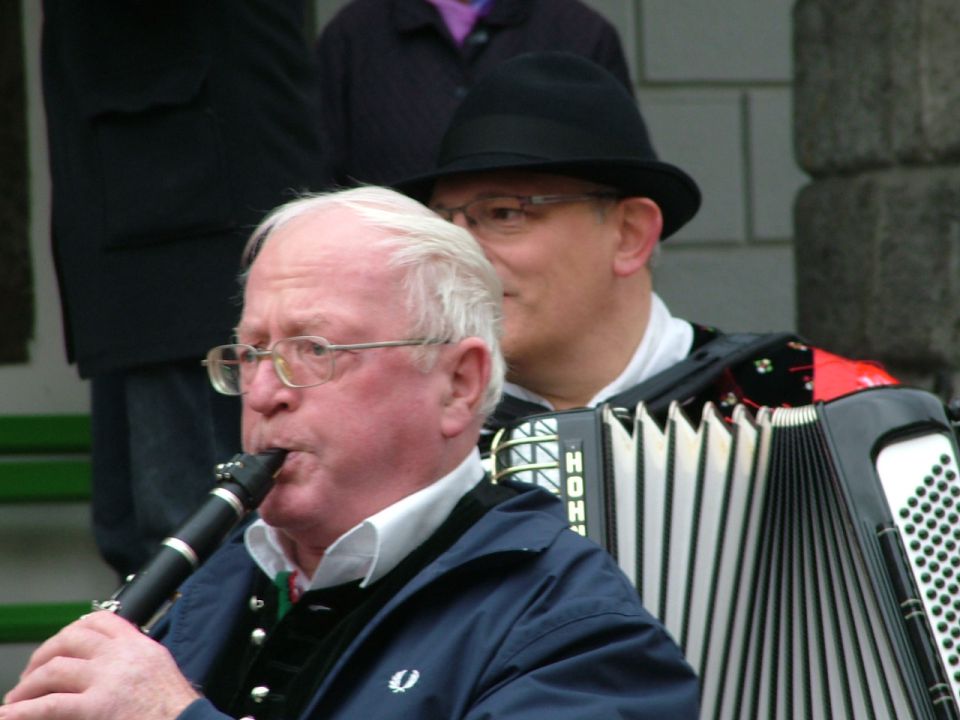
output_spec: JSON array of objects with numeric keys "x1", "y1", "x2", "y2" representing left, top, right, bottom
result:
[{"x1": 250, "y1": 443, "x2": 298, "y2": 480}]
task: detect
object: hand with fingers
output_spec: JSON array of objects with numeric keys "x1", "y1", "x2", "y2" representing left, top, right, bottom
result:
[{"x1": 1, "y1": 611, "x2": 200, "y2": 720}]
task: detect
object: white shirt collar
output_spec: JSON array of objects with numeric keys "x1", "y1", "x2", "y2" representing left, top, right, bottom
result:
[
  {"x1": 502, "y1": 293, "x2": 693, "y2": 409},
  {"x1": 244, "y1": 448, "x2": 485, "y2": 593}
]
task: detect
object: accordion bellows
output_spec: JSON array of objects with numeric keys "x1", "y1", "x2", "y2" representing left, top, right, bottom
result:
[{"x1": 490, "y1": 386, "x2": 960, "y2": 720}]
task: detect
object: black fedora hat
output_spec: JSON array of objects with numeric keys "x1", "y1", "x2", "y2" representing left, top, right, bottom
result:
[{"x1": 395, "y1": 51, "x2": 701, "y2": 239}]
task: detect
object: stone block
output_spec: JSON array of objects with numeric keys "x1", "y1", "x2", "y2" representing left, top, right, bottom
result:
[
  {"x1": 655, "y1": 242, "x2": 796, "y2": 332},
  {"x1": 795, "y1": 0, "x2": 960, "y2": 174},
  {"x1": 643, "y1": 89, "x2": 745, "y2": 242},
  {"x1": 793, "y1": 0, "x2": 897, "y2": 172},
  {"x1": 641, "y1": 0, "x2": 792, "y2": 82},
  {"x1": 911, "y1": 0, "x2": 960, "y2": 158},
  {"x1": 750, "y1": 88, "x2": 809, "y2": 239},
  {"x1": 795, "y1": 167, "x2": 960, "y2": 370}
]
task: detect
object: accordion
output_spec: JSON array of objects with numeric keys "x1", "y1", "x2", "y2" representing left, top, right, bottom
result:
[{"x1": 489, "y1": 386, "x2": 960, "y2": 720}]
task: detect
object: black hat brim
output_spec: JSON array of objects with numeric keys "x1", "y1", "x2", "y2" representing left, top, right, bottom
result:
[{"x1": 394, "y1": 154, "x2": 701, "y2": 240}]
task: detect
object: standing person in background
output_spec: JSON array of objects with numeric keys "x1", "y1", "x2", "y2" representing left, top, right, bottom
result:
[
  {"x1": 40, "y1": 0, "x2": 329, "y2": 578},
  {"x1": 315, "y1": 0, "x2": 632, "y2": 187}
]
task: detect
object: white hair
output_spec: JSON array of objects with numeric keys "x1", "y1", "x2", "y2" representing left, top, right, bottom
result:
[{"x1": 241, "y1": 186, "x2": 505, "y2": 417}]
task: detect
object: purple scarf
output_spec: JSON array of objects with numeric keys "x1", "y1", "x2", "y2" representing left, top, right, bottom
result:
[{"x1": 425, "y1": 0, "x2": 494, "y2": 46}]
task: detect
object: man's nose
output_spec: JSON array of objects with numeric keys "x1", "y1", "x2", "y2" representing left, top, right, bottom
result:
[{"x1": 244, "y1": 357, "x2": 297, "y2": 415}]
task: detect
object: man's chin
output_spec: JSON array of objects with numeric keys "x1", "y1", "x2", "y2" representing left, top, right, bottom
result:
[{"x1": 258, "y1": 491, "x2": 309, "y2": 531}]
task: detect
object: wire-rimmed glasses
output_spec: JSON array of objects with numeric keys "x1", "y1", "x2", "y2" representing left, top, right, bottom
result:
[
  {"x1": 430, "y1": 192, "x2": 620, "y2": 235},
  {"x1": 203, "y1": 336, "x2": 449, "y2": 396}
]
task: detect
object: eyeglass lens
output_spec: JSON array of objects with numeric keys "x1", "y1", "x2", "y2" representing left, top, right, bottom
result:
[
  {"x1": 434, "y1": 194, "x2": 615, "y2": 235},
  {"x1": 209, "y1": 338, "x2": 333, "y2": 395},
  {"x1": 434, "y1": 197, "x2": 526, "y2": 233}
]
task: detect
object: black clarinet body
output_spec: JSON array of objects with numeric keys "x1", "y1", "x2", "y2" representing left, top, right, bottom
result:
[{"x1": 96, "y1": 449, "x2": 287, "y2": 627}]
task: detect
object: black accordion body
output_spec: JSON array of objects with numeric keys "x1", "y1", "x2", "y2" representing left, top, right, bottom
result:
[{"x1": 490, "y1": 386, "x2": 960, "y2": 720}]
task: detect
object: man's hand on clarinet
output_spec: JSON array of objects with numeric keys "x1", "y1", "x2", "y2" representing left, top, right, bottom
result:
[{"x1": 1, "y1": 611, "x2": 200, "y2": 720}]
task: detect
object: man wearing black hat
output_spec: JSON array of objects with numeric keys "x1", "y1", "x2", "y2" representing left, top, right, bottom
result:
[{"x1": 398, "y1": 51, "x2": 896, "y2": 437}]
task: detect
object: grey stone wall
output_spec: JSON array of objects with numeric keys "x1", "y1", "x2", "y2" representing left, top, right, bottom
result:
[
  {"x1": 636, "y1": 0, "x2": 802, "y2": 333},
  {"x1": 0, "y1": 0, "x2": 33, "y2": 363},
  {"x1": 794, "y1": 0, "x2": 960, "y2": 393}
]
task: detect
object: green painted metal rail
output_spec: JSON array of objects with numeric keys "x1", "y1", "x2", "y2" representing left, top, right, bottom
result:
[
  {"x1": 0, "y1": 459, "x2": 91, "y2": 503},
  {"x1": 0, "y1": 415, "x2": 94, "y2": 643},
  {"x1": 0, "y1": 414, "x2": 91, "y2": 454},
  {"x1": 0, "y1": 602, "x2": 90, "y2": 644}
]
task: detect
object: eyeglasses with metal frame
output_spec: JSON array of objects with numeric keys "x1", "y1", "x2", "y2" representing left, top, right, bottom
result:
[
  {"x1": 430, "y1": 192, "x2": 621, "y2": 235},
  {"x1": 203, "y1": 336, "x2": 449, "y2": 396}
]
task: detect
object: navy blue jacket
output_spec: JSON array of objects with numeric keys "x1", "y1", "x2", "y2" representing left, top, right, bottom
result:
[
  {"x1": 316, "y1": 0, "x2": 632, "y2": 187},
  {"x1": 157, "y1": 483, "x2": 699, "y2": 719}
]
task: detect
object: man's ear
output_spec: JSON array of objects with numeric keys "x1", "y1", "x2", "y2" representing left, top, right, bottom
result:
[
  {"x1": 612, "y1": 197, "x2": 663, "y2": 277},
  {"x1": 439, "y1": 337, "x2": 491, "y2": 439}
]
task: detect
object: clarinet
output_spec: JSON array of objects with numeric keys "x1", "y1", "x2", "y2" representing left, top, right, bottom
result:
[{"x1": 95, "y1": 448, "x2": 287, "y2": 628}]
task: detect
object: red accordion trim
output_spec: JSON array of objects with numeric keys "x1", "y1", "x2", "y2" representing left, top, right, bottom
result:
[{"x1": 812, "y1": 348, "x2": 898, "y2": 402}]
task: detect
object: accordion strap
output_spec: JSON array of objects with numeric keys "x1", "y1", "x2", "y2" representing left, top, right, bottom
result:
[
  {"x1": 488, "y1": 331, "x2": 798, "y2": 430},
  {"x1": 605, "y1": 330, "x2": 797, "y2": 416},
  {"x1": 488, "y1": 393, "x2": 557, "y2": 431}
]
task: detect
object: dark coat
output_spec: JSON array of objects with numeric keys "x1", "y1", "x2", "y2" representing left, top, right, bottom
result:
[
  {"x1": 156, "y1": 484, "x2": 700, "y2": 719},
  {"x1": 41, "y1": 0, "x2": 329, "y2": 377},
  {"x1": 315, "y1": 0, "x2": 632, "y2": 187}
]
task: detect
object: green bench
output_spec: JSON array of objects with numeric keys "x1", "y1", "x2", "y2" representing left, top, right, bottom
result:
[{"x1": 0, "y1": 415, "x2": 93, "y2": 642}]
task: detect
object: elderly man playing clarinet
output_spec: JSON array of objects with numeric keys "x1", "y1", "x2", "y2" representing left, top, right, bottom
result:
[{"x1": 2, "y1": 186, "x2": 698, "y2": 720}]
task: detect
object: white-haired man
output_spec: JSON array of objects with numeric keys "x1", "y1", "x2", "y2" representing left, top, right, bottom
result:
[{"x1": 2, "y1": 187, "x2": 698, "y2": 720}]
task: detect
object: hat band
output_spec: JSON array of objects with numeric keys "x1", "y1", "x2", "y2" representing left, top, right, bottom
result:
[{"x1": 438, "y1": 113, "x2": 650, "y2": 165}]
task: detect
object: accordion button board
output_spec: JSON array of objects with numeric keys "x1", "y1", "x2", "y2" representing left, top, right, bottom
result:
[
  {"x1": 877, "y1": 433, "x2": 960, "y2": 707},
  {"x1": 490, "y1": 386, "x2": 960, "y2": 720}
]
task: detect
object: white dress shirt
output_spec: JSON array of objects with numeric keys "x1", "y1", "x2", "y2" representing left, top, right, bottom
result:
[{"x1": 245, "y1": 448, "x2": 486, "y2": 595}]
